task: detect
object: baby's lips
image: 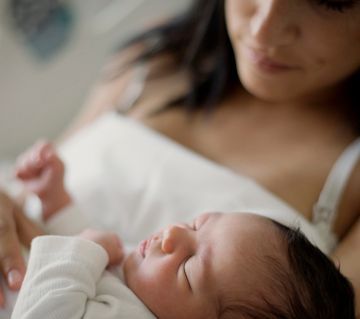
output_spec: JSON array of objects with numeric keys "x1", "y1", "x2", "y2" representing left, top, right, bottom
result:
[{"x1": 138, "y1": 239, "x2": 148, "y2": 258}]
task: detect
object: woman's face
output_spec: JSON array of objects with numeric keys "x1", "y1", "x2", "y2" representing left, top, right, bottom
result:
[{"x1": 225, "y1": 0, "x2": 360, "y2": 103}]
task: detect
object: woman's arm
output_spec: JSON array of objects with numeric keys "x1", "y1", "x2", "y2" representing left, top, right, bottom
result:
[{"x1": 332, "y1": 216, "x2": 360, "y2": 315}]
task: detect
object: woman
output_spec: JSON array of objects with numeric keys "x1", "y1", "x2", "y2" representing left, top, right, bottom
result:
[{"x1": 0, "y1": 0, "x2": 359, "y2": 313}]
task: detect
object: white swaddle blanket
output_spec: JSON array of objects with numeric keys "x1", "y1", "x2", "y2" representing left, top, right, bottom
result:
[{"x1": 58, "y1": 112, "x2": 330, "y2": 252}]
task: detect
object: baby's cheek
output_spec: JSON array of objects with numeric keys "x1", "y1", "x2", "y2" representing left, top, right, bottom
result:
[
  {"x1": 131, "y1": 274, "x2": 168, "y2": 314},
  {"x1": 126, "y1": 262, "x2": 160, "y2": 292}
]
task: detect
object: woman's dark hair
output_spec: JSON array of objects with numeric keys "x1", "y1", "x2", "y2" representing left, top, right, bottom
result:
[
  {"x1": 115, "y1": 0, "x2": 239, "y2": 113},
  {"x1": 113, "y1": 0, "x2": 360, "y2": 130},
  {"x1": 219, "y1": 223, "x2": 355, "y2": 319}
]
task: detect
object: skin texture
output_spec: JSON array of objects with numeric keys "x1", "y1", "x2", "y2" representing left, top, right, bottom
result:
[{"x1": 124, "y1": 212, "x2": 282, "y2": 319}]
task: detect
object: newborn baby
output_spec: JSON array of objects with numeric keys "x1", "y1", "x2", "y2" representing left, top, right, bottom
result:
[{"x1": 11, "y1": 142, "x2": 355, "y2": 319}]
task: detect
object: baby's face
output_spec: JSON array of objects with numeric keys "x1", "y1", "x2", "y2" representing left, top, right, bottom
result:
[{"x1": 124, "y1": 212, "x2": 282, "y2": 319}]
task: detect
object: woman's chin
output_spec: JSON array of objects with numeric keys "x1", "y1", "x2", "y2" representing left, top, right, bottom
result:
[
  {"x1": 237, "y1": 65, "x2": 305, "y2": 103},
  {"x1": 240, "y1": 77, "x2": 299, "y2": 103}
]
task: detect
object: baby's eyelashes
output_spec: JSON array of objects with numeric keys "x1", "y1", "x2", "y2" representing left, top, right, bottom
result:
[{"x1": 183, "y1": 257, "x2": 193, "y2": 291}]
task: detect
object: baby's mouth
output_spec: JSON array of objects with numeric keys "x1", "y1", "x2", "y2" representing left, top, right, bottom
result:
[
  {"x1": 138, "y1": 233, "x2": 162, "y2": 258},
  {"x1": 138, "y1": 239, "x2": 149, "y2": 258}
]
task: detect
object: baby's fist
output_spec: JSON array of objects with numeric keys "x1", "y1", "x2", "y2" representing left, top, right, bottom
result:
[
  {"x1": 15, "y1": 140, "x2": 64, "y2": 197},
  {"x1": 78, "y1": 229, "x2": 124, "y2": 266},
  {"x1": 16, "y1": 140, "x2": 71, "y2": 220}
]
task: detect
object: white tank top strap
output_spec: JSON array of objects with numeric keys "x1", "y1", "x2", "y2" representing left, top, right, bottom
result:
[{"x1": 313, "y1": 137, "x2": 360, "y2": 228}]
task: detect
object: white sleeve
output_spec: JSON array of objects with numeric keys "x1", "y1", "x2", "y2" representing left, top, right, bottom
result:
[{"x1": 11, "y1": 236, "x2": 110, "y2": 319}]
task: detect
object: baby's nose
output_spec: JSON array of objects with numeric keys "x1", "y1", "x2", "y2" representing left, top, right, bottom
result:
[{"x1": 161, "y1": 224, "x2": 189, "y2": 254}]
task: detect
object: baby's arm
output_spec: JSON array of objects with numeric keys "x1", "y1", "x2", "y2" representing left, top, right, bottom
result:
[
  {"x1": 11, "y1": 231, "x2": 130, "y2": 319},
  {"x1": 15, "y1": 141, "x2": 72, "y2": 221}
]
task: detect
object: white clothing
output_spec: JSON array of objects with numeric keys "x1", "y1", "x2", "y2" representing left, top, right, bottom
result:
[
  {"x1": 4, "y1": 109, "x2": 360, "y2": 318},
  {"x1": 11, "y1": 235, "x2": 155, "y2": 319},
  {"x1": 57, "y1": 111, "x2": 360, "y2": 255}
]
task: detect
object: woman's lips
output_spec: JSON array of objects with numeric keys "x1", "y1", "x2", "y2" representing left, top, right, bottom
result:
[{"x1": 245, "y1": 47, "x2": 299, "y2": 73}]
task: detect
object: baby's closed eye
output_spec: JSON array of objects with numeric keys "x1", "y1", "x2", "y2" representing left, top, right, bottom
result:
[{"x1": 183, "y1": 256, "x2": 194, "y2": 291}]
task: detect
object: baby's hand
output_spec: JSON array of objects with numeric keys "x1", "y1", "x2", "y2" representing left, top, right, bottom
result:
[
  {"x1": 15, "y1": 140, "x2": 71, "y2": 220},
  {"x1": 78, "y1": 229, "x2": 124, "y2": 266}
]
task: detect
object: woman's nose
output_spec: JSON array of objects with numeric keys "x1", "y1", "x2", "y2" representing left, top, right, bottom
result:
[
  {"x1": 250, "y1": 0, "x2": 300, "y2": 48},
  {"x1": 161, "y1": 224, "x2": 192, "y2": 254}
]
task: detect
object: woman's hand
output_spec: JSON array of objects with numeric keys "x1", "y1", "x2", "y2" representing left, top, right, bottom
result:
[
  {"x1": 0, "y1": 191, "x2": 45, "y2": 307},
  {"x1": 0, "y1": 191, "x2": 26, "y2": 306},
  {"x1": 78, "y1": 229, "x2": 124, "y2": 266}
]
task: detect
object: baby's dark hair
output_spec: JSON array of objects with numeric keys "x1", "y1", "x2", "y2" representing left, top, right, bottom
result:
[{"x1": 220, "y1": 222, "x2": 355, "y2": 319}]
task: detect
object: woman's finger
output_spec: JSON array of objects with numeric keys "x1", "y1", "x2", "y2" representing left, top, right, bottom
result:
[
  {"x1": 0, "y1": 221, "x2": 26, "y2": 291},
  {"x1": 0, "y1": 193, "x2": 26, "y2": 292},
  {"x1": 13, "y1": 204, "x2": 45, "y2": 249}
]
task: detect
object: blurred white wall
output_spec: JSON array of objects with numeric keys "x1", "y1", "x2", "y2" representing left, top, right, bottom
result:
[{"x1": 0, "y1": 0, "x2": 191, "y2": 159}]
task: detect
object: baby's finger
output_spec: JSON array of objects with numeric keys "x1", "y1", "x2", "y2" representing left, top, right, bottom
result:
[
  {"x1": 37, "y1": 142, "x2": 54, "y2": 163},
  {"x1": 15, "y1": 142, "x2": 53, "y2": 180},
  {"x1": 15, "y1": 155, "x2": 39, "y2": 180},
  {"x1": 15, "y1": 156, "x2": 42, "y2": 181},
  {"x1": 21, "y1": 167, "x2": 53, "y2": 198},
  {"x1": 15, "y1": 144, "x2": 44, "y2": 179},
  {"x1": 27, "y1": 141, "x2": 53, "y2": 169}
]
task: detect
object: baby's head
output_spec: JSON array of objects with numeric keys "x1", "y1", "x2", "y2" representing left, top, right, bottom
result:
[{"x1": 124, "y1": 212, "x2": 355, "y2": 319}]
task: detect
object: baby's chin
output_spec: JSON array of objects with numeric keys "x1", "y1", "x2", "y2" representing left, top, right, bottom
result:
[{"x1": 122, "y1": 250, "x2": 139, "y2": 285}]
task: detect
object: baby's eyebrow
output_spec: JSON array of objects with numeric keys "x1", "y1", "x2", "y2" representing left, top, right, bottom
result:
[{"x1": 196, "y1": 212, "x2": 213, "y2": 227}]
